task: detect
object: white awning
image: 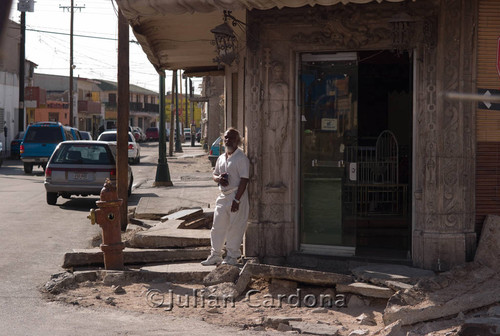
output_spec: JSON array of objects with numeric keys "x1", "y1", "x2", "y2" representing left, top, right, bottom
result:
[
  {"x1": 116, "y1": 0, "x2": 412, "y2": 73},
  {"x1": 118, "y1": 0, "x2": 410, "y2": 16}
]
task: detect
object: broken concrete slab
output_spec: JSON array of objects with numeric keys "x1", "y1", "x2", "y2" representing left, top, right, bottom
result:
[
  {"x1": 373, "y1": 320, "x2": 402, "y2": 336},
  {"x1": 235, "y1": 263, "x2": 254, "y2": 295},
  {"x1": 160, "y1": 208, "x2": 203, "y2": 223},
  {"x1": 383, "y1": 280, "x2": 413, "y2": 292},
  {"x1": 348, "y1": 295, "x2": 369, "y2": 308},
  {"x1": 62, "y1": 247, "x2": 210, "y2": 268},
  {"x1": 203, "y1": 282, "x2": 239, "y2": 300},
  {"x1": 179, "y1": 217, "x2": 211, "y2": 229},
  {"x1": 134, "y1": 184, "x2": 217, "y2": 220},
  {"x1": 146, "y1": 219, "x2": 183, "y2": 231},
  {"x1": 264, "y1": 316, "x2": 303, "y2": 329},
  {"x1": 141, "y1": 262, "x2": 216, "y2": 283},
  {"x1": 203, "y1": 265, "x2": 240, "y2": 286},
  {"x1": 337, "y1": 282, "x2": 394, "y2": 299},
  {"x1": 234, "y1": 262, "x2": 353, "y2": 297},
  {"x1": 289, "y1": 321, "x2": 342, "y2": 335},
  {"x1": 251, "y1": 263, "x2": 351, "y2": 285},
  {"x1": 458, "y1": 317, "x2": 500, "y2": 336},
  {"x1": 474, "y1": 215, "x2": 500, "y2": 270},
  {"x1": 351, "y1": 264, "x2": 435, "y2": 286},
  {"x1": 128, "y1": 217, "x2": 156, "y2": 228},
  {"x1": 383, "y1": 263, "x2": 500, "y2": 326},
  {"x1": 127, "y1": 226, "x2": 210, "y2": 248},
  {"x1": 355, "y1": 313, "x2": 377, "y2": 326}
]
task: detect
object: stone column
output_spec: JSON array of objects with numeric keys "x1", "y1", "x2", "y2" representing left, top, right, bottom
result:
[
  {"x1": 204, "y1": 76, "x2": 224, "y2": 148},
  {"x1": 243, "y1": 44, "x2": 264, "y2": 259},
  {"x1": 413, "y1": 0, "x2": 477, "y2": 271}
]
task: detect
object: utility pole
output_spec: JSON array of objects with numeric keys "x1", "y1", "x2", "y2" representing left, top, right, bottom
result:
[
  {"x1": 17, "y1": 0, "x2": 34, "y2": 130},
  {"x1": 18, "y1": 10, "x2": 25, "y2": 130},
  {"x1": 60, "y1": 1, "x2": 85, "y2": 127},
  {"x1": 117, "y1": 9, "x2": 129, "y2": 231}
]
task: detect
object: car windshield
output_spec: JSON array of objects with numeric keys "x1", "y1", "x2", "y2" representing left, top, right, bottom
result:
[
  {"x1": 24, "y1": 127, "x2": 63, "y2": 143},
  {"x1": 98, "y1": 133, "x2": 134, "y2": 142},
  {"x1": 80, "y1": 132, "x2": 91, "y2": 140},
  {"x1": 51, "y1": 144, "x2": 114, "y2": 165},
  {"x1": 98, "y1": 133, "x2": 117, "y2": 141}
]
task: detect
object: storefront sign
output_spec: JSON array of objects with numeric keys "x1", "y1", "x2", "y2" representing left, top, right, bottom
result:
[{"x1": 321, "y1": 118, "x2": 337, "y2": 131}]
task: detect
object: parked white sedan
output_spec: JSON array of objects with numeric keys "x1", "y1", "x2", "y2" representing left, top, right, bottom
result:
[
  {"x1": 44, "y1": 141, "x2": 133, "y2": 205},
  {"x1": 97, "y1": 131, "x2": 141, "y2": 164}
]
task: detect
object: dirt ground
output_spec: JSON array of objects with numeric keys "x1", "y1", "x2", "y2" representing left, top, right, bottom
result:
[
  {"x1": 45, "y1": 275, "x2": 466, "y2": 335},
  {"x1": 44, "y1": 147, "x2": 465, "y2": 335}
]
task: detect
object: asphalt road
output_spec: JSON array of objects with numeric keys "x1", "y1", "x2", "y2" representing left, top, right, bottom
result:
[{"x1": 0, "y1": 142, "x2": 266, "y2": 336}]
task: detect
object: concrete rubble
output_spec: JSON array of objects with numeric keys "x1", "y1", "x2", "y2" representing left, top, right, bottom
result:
[
  {"x1": 52, "y1": 166, "x2": 500, "y2": 335},
  {"x1": 383, "y1": 215, "x2": 500, "y2": 329}
]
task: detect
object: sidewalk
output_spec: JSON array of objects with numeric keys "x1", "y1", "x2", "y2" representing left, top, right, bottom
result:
[{"x1": 133, "y1": 143, "x2": 219, "y2": 219}]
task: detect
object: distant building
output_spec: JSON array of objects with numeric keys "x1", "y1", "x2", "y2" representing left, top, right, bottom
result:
[
  {"x1": 31, "y1": 74, "x2": 160, "y2": 137},
  {"x1": 96, "y1": 79, "x2": 159, "y2": 132},
  {"x1": 0, "y1": 19, "x2": 36, "y2": 157}
]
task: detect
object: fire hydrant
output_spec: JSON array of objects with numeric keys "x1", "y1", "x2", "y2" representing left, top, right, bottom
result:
[{"x1": 87, "y1": 179, "x2": 125, "y2": 270}]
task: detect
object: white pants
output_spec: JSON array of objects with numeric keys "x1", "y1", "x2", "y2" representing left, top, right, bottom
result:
[{"x1": 210, "y1": 190, "x2": 249, "y2": 259}]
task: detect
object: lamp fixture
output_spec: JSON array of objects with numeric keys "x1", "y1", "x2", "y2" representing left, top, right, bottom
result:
[
  {"x1": 389, "y1": 11, "x2": 415, "y2": 54},
  {"x1": 211, "y1": 10, "x2": 245, "y2": 67}
]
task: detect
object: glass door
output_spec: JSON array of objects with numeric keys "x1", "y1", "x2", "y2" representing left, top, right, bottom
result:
[{"x1": 299, "y1": 53, "x2": 358, "y2": 256}]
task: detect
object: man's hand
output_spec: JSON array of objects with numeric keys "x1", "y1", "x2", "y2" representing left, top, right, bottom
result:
[
  {"x1": 231, "y1": 200, "x2": 239, "y2": 212},
  {"x1": 218, "y1": 173, "x2": 229, "y2": 187}
]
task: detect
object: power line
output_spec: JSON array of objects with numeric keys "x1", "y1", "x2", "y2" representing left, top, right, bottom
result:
[{"x1": 25, "y1": 27, "x2": 139, "y2": 44}]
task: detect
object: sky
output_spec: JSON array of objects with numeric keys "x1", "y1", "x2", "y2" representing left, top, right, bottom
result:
[{"x1": 8, "y1": 0, "x2": 199, "y2": 93}]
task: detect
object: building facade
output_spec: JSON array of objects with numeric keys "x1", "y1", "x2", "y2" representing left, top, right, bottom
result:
[
  {"x1": 242, "y1": 1, "x2": 476, "y2": 272},
  {"x1": 117, "y1": 0, "x2": 500, "y2": 271},
  {"x1": 0, "y1": 20, "x2": 35, "y2": 156},
  {"x1": 96, "y1": 79, "x2": 159, "y2": 132}
]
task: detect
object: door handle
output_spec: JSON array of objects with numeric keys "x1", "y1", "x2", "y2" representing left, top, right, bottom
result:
[{"x1": 312, "y1": 160, "x2": 345, "y2": 168}]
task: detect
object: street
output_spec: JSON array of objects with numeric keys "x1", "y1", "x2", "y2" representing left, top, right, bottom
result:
[{"x1": 0, "y1": 142, "x2": 264, "y2": 336}]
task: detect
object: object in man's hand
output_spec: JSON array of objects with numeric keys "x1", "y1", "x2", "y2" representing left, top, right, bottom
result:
[{"x1": 220, "y1": 173, "x2": 229, "y2": 186}]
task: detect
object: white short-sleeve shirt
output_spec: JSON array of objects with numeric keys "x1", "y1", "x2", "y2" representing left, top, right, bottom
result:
[{"x1": 214, "y1": 148, "x2": 250, "y2": 192}]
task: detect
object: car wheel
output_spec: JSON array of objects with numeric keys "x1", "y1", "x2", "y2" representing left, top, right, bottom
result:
[
  {"x1": 23, "y1": 162, "x2": 33, "y2": 174},
  {"x1": 136, "y1": 156, "x2": 140, "y2": 164},
  {"x1": 46, "y1": 192, "x2": 58, "y2": 205}
]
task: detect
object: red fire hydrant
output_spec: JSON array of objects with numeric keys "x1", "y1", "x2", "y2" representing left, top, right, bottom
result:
[{"x1": 87, "y1": 179, "x2": 125, "y2": 270}]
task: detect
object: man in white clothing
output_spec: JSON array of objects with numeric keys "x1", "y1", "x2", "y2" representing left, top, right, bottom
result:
[{"x1": 201, "y1": 128, "x2": 250, "y2": 266}]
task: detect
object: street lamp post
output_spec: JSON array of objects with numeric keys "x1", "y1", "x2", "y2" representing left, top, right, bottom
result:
[
  {"x1": 174, "y1": 71, "x2": 183, "y2": 153},
  {"x1": 154, "y1": 73, "x2": 172, "y2": 186}
]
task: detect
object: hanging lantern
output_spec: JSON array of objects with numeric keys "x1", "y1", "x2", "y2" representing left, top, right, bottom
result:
[
  {"x1": 389, "y1": 12, "x2": 414, "y2": 54},
  {"x1": 210, "y1": 10, "x2": 244, "y2": 67},
  {"x1": 211, "y1": 21, "x2": 238, "y2": 67}
]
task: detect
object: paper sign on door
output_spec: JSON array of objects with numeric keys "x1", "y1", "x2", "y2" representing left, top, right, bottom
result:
[{"x1": 349, "y1": 162, "x2": 357, "y2": 181}]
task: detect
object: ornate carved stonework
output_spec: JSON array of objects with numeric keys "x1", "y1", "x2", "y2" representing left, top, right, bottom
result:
[
  {"x1": 413, "y1": 0, "x2": 477, "y2": 270},
  {"x1": 243, "y1": 0, "x2": 476, "y2": 267},
  {"x1": 291, "y1": 7, "x2": 392, "y2": 48}
]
